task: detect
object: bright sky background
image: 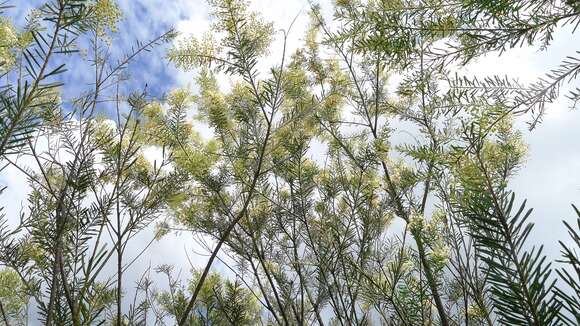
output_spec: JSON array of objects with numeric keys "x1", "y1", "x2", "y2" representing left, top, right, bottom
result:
[{"x1": 2, "y1": 0, "x2": 579, "y2": 323}]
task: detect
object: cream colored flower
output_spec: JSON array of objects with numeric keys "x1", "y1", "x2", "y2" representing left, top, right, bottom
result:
[
  {"x1": 93, "y1": 0, "x2": 123, "y2": 36},
  {"x1": 0, "y1": 18, "x2": 18, "y2": 70},
  {"x1": 408, "y1": 211, "x2": 425, "y2": 233}
]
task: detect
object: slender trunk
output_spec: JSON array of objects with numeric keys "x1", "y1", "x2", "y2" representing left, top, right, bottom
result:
[
  {"x1": 35, "y1": 4, "x2": 65, "y2": 326},
  {"x1": 414, "y1": 231, "x2": 449, "y2": 326},
  {"x1": 249, "y1": 232, "x2": 290, "y2": 325},
  {"x1": 46, "y1": 243, "x2": 61, "y2": 326},
  {"x1": 248, "y1": 257, "x2": 282, "y2": 324},
  {"x1": 116, "y1": 241, "x2": 122, "y2": 325}
]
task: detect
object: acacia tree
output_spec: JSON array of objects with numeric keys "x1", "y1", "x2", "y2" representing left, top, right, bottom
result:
[
  {"x1": 0, "y1": 0, "x2": 579, "y2": 325},
  {"x1": 0, "y1": 0, "x2": 179, "y2": 325},
  {"x1": 162, "y1": 0, "x2": 580, "y2": 325}
]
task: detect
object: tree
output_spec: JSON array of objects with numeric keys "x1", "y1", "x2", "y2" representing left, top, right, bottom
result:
[
  {"x1": 164, "y1": 0, "x2": 579, "y2": 325},
  {"x1": 0, "y1": 0, "x2": 579, "y2": 325},
  {"x1": 0, "y1": 1, "x2": 177, "y2": 325}
]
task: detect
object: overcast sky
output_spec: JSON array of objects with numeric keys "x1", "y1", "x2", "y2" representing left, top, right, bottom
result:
[{"x1": 1, "y1": 0, "x2": 579, "y2": 323}]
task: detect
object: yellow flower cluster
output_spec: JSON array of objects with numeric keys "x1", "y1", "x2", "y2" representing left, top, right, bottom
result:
[
  {"x1": 168, "y1": 87, "x2": 194, "y2": 109},
  {"x1": 467, "y1": 304, "x2": 487, "y2": 321},
  {"x1": 92, "y1": 0, "x2": 123, "y2": 36},
  {"x1": 0, "y1": 18, "x2": 18, "y2": 70},
  {"x1": 167, "y1": 33, "x2": 220, "y2": 70},
  {"x1": 197, "y1": 71, "x2": 231, "y2": 131},
  {"x1": 335, "y1": 0, "x2": 358, "y2": 8},
  {"x1": 408, "y1": 211, "x2": 425, "y2": 234},
  {"x1": 0, "y1": 268, "x2": 27, "y2": 315}
]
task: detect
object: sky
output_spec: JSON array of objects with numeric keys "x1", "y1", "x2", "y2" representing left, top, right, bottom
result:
[{"x1": 1, "y1": 0, "x2": 579, "y2": 323}]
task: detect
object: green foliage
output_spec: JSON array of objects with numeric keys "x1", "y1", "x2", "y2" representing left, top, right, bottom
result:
[
  {"x1": 0, "y1": 0, "x2": 579, "y2": 325},
  {"x1": 554, "y1": 206, "x2": 580, "y2": 325},
  {"x1": 0, "y1": 268, "x2": 28, "y2": 324},
  {"x1": 160, "y1": 0, "x2": 580, "y2": 324},
  {"x1": 167, "y1": 0, "x2": 273, "y2": 75},
  {"x1": 157, "y1": 268, "x2": 261, "y2": 325}
]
